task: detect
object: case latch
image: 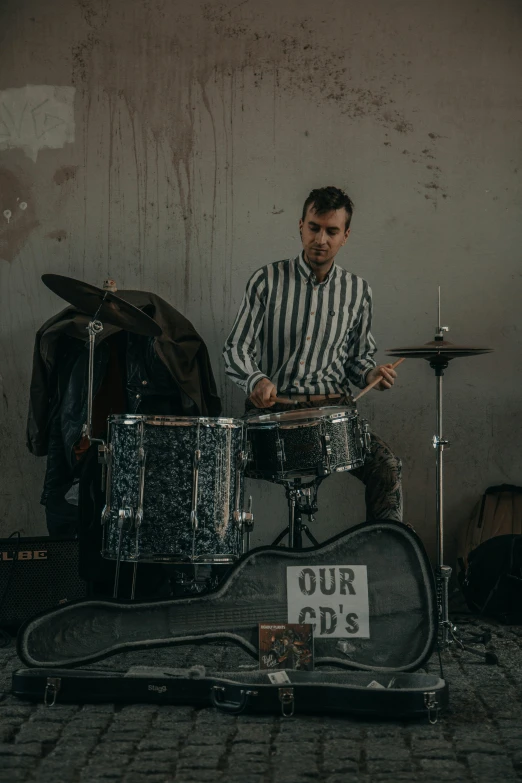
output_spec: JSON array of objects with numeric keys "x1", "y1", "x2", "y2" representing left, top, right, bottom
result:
[
  {"x1": 44, "y1": 677, "x2": 62, "y2": 707},
  {"x1": 424, "y1": 691, "x2": 439, "y2": 724},
  {"x1": 278, "y1": 687, "x2": 295, "y2": 717}
]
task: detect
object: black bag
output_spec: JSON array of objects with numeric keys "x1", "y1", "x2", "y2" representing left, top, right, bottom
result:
[
  {"x1": 12, "y1": 666, "x2": 448, "y2": 722},
  {"x1": 459, "y1": 534, "x2": 522, "y2": 624},
  {"x1": 458, "y1": 484, "x2": 522, "y2": 570}
]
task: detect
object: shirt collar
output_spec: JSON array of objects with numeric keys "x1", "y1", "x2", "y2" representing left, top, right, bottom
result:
[{"x1": 296, "y1": 251, "x2": 337, "y2": 285}]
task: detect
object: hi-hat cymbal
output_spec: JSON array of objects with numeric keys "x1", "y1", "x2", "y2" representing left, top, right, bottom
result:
[
  {"x1": 386, "y1": 339, "x2": 492, "y2": 360},
  {"x1": 42, "y1": 274, "x2": 162, "y2": 337}
]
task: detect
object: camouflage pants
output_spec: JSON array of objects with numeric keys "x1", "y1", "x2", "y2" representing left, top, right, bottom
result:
[{"x1": 245, "y1": 396, "x2": 403, "y2": 523}]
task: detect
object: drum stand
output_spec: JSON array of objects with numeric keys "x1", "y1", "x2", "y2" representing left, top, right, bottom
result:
[
  {"x1": 429, "y1": 327, "x2": 497, "y2": 665},
  {"x1": 272, "y1": 478, "x2": 323, "y2": 549}
]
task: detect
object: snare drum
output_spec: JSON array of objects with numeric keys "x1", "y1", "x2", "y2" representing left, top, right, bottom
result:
[
  {"x1": 245, "y1": 406, "x2": 368, "y2": 482},
  {"x1": 101, "y1": 415, "x2": 246, "y2": 564}
]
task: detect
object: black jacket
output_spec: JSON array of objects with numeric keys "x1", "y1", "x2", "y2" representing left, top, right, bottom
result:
[
  {"x1": 27, "y1": 290, "x2": 222, "y2": 458},
  {"x1": 26, "y1": 291, "x2": 222, "y2": 503}
]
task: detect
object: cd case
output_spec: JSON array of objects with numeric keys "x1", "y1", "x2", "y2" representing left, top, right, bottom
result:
[{"x1": 258, "y1": 623, "x2": 313, "y2": 671}]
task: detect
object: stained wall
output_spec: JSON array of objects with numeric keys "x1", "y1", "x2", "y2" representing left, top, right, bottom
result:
[{"x1": 0, "y1": 0, "x2": 521, "y2": 568}]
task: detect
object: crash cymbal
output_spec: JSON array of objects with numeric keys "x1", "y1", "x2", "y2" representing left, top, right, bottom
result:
[
  {"x1": 386, "y1": 339, "x2": 492, "y2": 360},
  {"x1": 42, "y1": 274, "x2": 162, "y2": 337}
]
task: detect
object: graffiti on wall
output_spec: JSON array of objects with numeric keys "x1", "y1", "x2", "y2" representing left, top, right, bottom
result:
[{"x1": 0, "y1": 85, "x2": 75, "y2": 162}]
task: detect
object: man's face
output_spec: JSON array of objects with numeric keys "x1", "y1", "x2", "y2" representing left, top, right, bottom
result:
[{"x1": 299, "y1": 205, "x2": 350, "y2": 268}]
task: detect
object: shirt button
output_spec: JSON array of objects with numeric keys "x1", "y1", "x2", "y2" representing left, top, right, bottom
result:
[
  {"x1": 306, "y1": 336, "x2": 311, "y2": 341},
  {"x1": 311, "y1": 311, "x2": 315, "y2": 315},
  {"x1": 142, "y1": 380, "x2": 148, "y2": 386},
  {"x1": 300, "y1": 361, "x2": 304, "y2": 365},
  {"x1": 136, "y1": 394, "x2": 141, "y2": 399}
]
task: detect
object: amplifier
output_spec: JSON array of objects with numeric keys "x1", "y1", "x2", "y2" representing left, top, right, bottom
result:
[{"x1": 0, "y1": 536, "x2": 88, "y2": 628}]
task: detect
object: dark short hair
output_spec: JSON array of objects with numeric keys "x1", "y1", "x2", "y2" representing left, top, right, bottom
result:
[{"x1": 301, "y1": 186, "x2": 354, "y2": 229}]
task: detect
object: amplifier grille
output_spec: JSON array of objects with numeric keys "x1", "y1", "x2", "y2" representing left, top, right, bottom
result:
[{"x1": 0, "y1": 536, "x2": 87, "y2": 628}]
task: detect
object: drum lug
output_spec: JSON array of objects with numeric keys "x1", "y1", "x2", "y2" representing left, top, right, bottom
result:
[
  {"x1": 234, "y1": 496, "x2": 254, "y2": 528},
  {"x1": 237, "y1": 449, "x2": 249, "y2": 471},
  {"x1": 118, "y1": 502, "x2": 134, "y2": 529},
  {"x1": 98, "y1": 442, "x2": 111, "y2": 492},
  {"x1": 320, "y1": 434, "x2": 332, "y2": 475},
  {"x1": 361, "y1": 420, "x2": 371, "y2": 454},
  {"x1": 234, "y1": 440, "x2": 250, "y2": 530},
  {"x1": 191, "y1": 449, "x2": 201, "y2": 531},
  {"x1": 245, "y1": 441, "x2": 253, "y2": 463},
  {"x1": 101, "y1": 504, "x2": 110, "y2": 525},
  {"x1": 276, "y1": 438, "x2": 286, "y2": 472},
  {"x1": 135, "y1": 446, "x2": 146, "y2": 530}
]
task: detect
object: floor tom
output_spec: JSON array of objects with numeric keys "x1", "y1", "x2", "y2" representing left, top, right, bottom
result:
[{"x1": 101, "y1": 415, "x2": 246, "y2": 564}]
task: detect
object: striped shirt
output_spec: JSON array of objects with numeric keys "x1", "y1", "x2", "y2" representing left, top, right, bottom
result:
[{"x1": 223, "y1": 253, "x2": 377, "y2": 395}]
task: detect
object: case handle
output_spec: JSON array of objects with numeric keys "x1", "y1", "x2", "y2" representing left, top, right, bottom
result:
[{"x1": 210, "y1": 685, "x2": 258, "y2": 715}]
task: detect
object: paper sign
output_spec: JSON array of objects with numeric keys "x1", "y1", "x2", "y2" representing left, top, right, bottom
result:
[
  {"x1": 268, "y1": 670, "x2": 291, "y2": 684},
  {"x1": 286, "y1": 565, "x2": 369, "y2": 638}
]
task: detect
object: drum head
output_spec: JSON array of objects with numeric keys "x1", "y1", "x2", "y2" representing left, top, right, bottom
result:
[{"x1": 246, "y1": 406, "x2": 355, "y2": 424}]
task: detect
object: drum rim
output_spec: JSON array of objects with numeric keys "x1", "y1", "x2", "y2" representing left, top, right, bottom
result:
[
  {"x1": 108, "y1": 414, "x2": 244, "y2": 427},
  {"x1": 245, "y1": 405, "x2": 358, "y2": 426}
]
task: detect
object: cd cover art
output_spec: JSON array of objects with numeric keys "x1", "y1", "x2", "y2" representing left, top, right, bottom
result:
[{"x1": 258, "y1": 623, "x2": 314, "y2": 670}]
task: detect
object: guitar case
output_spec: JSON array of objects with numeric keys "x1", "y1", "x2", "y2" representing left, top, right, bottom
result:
[
  {"x1": 14, "y1": 521, "x2": 448, "y2": 719},
  {"x1": 12, "y1": 665, "x2": 448, "y2": 721}
]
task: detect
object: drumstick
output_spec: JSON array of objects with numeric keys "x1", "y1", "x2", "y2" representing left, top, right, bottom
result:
[{"x1": 353, "y1": 358, "x2": 405, "y2": 402}]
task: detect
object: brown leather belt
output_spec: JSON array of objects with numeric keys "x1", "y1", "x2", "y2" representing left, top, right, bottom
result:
[{"x1": 275, "y1": 392, "x2": 342, "y2": 403}]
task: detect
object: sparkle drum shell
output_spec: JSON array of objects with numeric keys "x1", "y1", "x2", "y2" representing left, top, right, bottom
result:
[
  {"x1": 245, "y1": 406, "x2": 367, "y2": 482},
  {"x1": 101, "y1": 415, "x2": 245, "y2": 564}
]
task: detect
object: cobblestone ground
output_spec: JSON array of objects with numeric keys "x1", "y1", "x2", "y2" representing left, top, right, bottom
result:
[{"x1": 0, "y1": 613, "x2": 520, "y2": 783}]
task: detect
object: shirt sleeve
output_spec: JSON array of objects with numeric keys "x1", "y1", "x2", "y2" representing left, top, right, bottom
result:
[
  {"x1": 223, "y1": 268, "x2": 269, "y2": 394},
  {"x1": 344, "y1": 282, "x2": 377, "y2": 389}
]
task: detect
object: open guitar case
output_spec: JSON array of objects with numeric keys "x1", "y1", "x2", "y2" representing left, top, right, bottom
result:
[{"x1": 13, "y1": 521, "x2": 448, "y2": 721}]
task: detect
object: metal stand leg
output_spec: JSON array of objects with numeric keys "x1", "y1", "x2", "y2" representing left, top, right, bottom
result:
[
  {"x1": 113, "y1": 502, "x2": 133, "y2": 600},
  {"x1": 131, "y1": 562, "x2": 138, "y2": 600},
  {"x1": 272, "y1": 478, "x2": 322, "y2": 549},
  {"x1": 299, "y1": 524, "x2": 320, "y2": 547},
  {"x1": 241, "y1": 497, "x2": 254, "y2": 555}
]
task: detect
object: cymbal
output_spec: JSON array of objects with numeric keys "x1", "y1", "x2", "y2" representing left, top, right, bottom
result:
[
  {"x1": 386, "y1": 339, "x2": 492, "y2": 360},
  {"x1": 42, "y1": 274, "x2": 162, "y2": 337}
]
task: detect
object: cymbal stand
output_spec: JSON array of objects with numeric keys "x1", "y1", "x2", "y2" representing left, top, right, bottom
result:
[
  {"x1": 272, "y1": 477, "x2": 323, "y2": 549},
  {"x1": 82, "y1": 307, "x2": 139, "y2": 601},
  {"x1": 82, "y1": 318, "x2": 104, "y2": 444},
  {"x1": 431, "y1": 294, "x2": 497, "y2": 664}
]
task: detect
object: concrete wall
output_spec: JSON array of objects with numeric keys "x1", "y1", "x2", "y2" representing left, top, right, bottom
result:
[{"x1": 0, "y1": 0, "x2": 521, "y2": 568}]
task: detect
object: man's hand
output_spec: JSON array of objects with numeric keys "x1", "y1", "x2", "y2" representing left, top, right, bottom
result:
[
  {"x1": 365, "y1": 363, "x2": 398, "y2": 391},
  {"x1": 250, "y1": 377, "x2": 278, "y2": 408}
]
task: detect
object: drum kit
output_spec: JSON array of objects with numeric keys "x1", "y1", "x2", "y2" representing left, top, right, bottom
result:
[{"x1": 42, "y1": 275, "x2": 494, "y2": 660}]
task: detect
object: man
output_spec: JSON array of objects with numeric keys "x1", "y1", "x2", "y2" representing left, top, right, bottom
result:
[{"x1": 223, "y1": 186, "x2": 402, "y2": 523}]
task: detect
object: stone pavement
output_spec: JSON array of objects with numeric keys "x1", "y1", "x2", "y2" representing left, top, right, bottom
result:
[{"x1": 0, "y1": 614, "x2": 521, "y2": 783}]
